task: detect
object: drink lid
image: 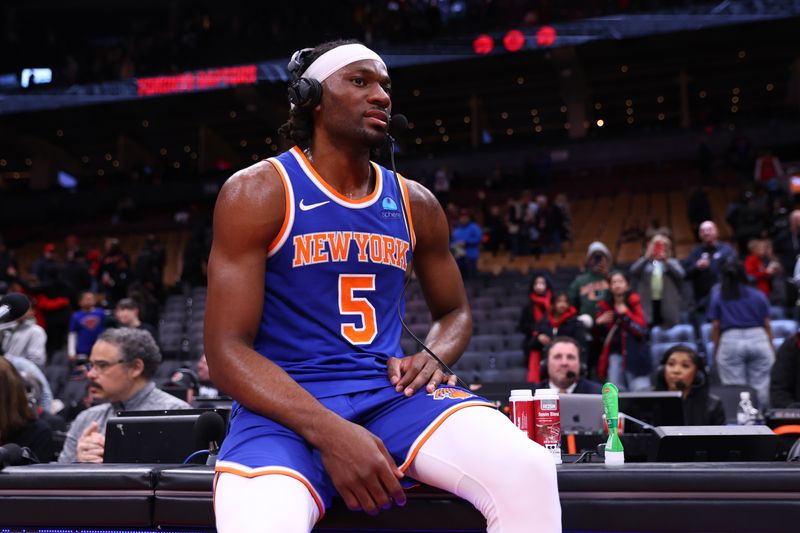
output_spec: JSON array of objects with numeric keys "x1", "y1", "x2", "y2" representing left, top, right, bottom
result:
[
  {"x1": 534, "y1": 388, "x2": 559, "y2": 399},
  {"x1": 510, "y1": 389, "x2": 534, "y2": 397}
]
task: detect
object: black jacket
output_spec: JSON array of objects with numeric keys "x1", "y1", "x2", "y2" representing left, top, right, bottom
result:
[
  {"x1": 654, "y1": 375, "x2": 726, "y2": 425},
  {"x1": 771, "y1": 334, "x2": 800, "y2": 408},
  {"x1": 535, "y1": 379, "x2": 603, "y2": 395}
]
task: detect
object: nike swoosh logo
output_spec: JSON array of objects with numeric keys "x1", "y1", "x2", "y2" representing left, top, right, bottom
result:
[{"x1": 299, "y1": 199, "x2": 331, "y2": 211}]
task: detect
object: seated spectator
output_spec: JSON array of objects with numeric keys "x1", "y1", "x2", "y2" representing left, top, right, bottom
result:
[
  {"x1": 754, "y1": 150, "x2": 783, "y2": 191},
  {"x1": 770, "y1": 333, "x2": 800, "y2": 408},
  {"x1": 709, "y1": 260, "x2": 774, "y2": 407},
  {"x1": 0, "y1": 356, "x2": 54, "y2": 462},
  {"x1": 534, "y1": 336, "x2": 602, "y2": 394},
  {"x1": 630, "y1": 235, "x2": 685, "y2": 328},
  {"x1": 57, "y1": 328, "x2": 190, "y2": 463},
  {"x1": 1, "y1": 302, "x2": 47, "y2": 368},
  {"x1": 113, "y1": 298, "x2": 158, "y2": 340},
  {"x1": 2, "y1": 353, "x2": 55, "y2": 416},
  {"x1": 195, "y1": 354, "x2": 222, "y2": 398},
  {"x1": 744, "y1": 239, "x2": 781, "y2": 298},
  {"x1": 683, "y1": 220, "x2": 736, "y2": 317},
  {"x1": 595, "y1": 271, "x2": 651, "y2": 391},
  {"x1": 450, "y1": 208, "x2": 483, "y2": 278},
  {"x1": 653, "y1": 344, "x2": 726, "y2": 425},
  {"x1": 523, "y1": 291, "x2": 586, "y2": 383},
  {"x1": 68, "y1": 291, "x2": 108, "y2": 362}
]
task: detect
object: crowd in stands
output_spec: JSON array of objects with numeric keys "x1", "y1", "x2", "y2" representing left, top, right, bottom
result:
[
  {"x1": 2, "y1": 140, "x2": 800, "y2": 464},
  {"x1": 439, "y1": 146, "x2": 800, "y2": 421},
  {"x1": 0, "y1": 231, "x2": 214, "y2": 462}
]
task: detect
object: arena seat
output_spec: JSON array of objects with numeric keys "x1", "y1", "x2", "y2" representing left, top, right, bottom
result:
[
  {"x1": 770, "y1": 319, "x2": 798, "y2": 341},
  {"x1": 651, "y1": 324, "x2": 695, "y2": 344},
  {"x1": 651, "y1": 341, "x2": 699, "y2": 366}
]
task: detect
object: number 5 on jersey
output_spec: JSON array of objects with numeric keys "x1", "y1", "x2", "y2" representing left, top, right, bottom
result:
[{"x1": 339, "y1": 274, "x2": 377, "y2": 345}]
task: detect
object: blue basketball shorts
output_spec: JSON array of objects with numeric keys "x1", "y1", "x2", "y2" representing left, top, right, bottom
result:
[{"x1": 215, "y1": 383, "x2": 494, "y2": 517}]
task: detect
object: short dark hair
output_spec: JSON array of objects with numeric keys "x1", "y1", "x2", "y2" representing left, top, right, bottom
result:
[
  {"x1": 278, "y1": 39, "x2": 361, "y2": 149},
  {"x1": 97, "y1": 328, "x2": 161, "y2": 379},
  {"x1": 545, "y1": 336, "x2": 582, "y2": 358}
]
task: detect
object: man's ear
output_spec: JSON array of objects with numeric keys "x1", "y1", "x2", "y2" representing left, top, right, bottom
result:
[{"x1": 129, "y1": 358, "x2": 145, "y2": 379}]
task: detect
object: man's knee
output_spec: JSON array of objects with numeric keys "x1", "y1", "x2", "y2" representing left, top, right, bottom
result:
[{"x1": 215, "y1": 472, "x2": 319, "y2": 533}]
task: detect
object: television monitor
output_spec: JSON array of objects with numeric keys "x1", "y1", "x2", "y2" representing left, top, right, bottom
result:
[
  {"x1": 618, "y1": 391, "x2": 684, "y2": 432},
  {"x1": 104, "y1": 408, "x2": 229, "y2": 464}
]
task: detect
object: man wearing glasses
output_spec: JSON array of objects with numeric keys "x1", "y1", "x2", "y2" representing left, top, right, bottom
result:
[{"x1": 57, "y1": 328, "x2": 189, "y2": 463}]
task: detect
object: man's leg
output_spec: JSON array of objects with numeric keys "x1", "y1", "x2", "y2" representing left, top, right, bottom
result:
[
  {"x1": 215, "y1": 472, "x2": 319, "y2": 533},
  {"x1": 406, "y1": 406, "x2": 561, "y2": 533}
]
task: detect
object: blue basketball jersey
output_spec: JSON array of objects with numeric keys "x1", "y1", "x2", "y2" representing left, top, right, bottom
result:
[{"x1": 255, "y1": 146, "x2": 416, "y2": 398}]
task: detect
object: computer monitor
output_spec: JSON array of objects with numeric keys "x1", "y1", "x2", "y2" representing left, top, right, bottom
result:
[
  {"x1": 619, "y1": 391, "x2": 684, "y2": 432},
  {"x1": 651, "y1": 425, "x2": 778, "y2": 462},
  {"x1": 560, "y1": 394, "x2": 605, "y2": 433},
  {"x1": 104, "y1": 408, "x2": 229, "y2": 464}
]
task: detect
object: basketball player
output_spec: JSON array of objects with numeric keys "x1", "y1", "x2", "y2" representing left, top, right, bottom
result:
[{"x1": 205, "y1": 40, "x2": 561, "y2": 533}]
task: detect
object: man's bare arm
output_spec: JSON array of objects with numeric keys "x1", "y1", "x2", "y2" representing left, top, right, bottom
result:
[
  {"x1": 204, "y1": 162, "x2": 405, "y2": 513},
  {"x1": 388, "y1": 180, "x2": 472, "y2": 395}
]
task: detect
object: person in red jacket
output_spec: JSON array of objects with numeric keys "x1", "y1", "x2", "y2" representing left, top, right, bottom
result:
[
  {"x1": 595, "y1": 271, "x2": 652, "y2": 391},
  {"x1": 744, "y1": 239, "x2": 781, "y2": 298},
  {"x1": 526, "y1": 292, "x2": 587, "y2": 382},
  {"x1": 517, "y1": 273, "x2": 553, "y2": 382}
]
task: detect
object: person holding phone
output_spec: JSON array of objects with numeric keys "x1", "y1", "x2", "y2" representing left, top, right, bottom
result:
[{"x1": 630, "y1": 235, "x2": 685, "y2": 328}]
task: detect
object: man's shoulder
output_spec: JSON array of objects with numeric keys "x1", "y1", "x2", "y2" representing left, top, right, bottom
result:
[
  {"x1": 218, "y1": 159, "x2": 282, "y2": 204},
  {"x1": 150, "y1": 386, "x2": 192, "y2": 409},
  {"x1": 73, "y1": 403, "x2": 112, "y2": 427},
  {"x1": 575, "y1": 379, "x2": 604, "y2": 394}
]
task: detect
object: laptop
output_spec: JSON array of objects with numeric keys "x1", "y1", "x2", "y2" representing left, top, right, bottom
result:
[
  {"x1": 559, "y1": 393, "x2": 605, "y2": 433},
  {"x1": 104, "y1": 408, "x2": 229, "y2": 464}
]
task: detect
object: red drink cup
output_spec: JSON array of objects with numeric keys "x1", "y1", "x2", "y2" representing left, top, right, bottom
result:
[{"x1": 509, "y1": 389, "x2": 534, "y2": 440}]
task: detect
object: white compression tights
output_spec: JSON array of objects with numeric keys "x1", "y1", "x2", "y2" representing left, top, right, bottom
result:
[{"x1": 215, "y1": 406, "x2": 561, "y2": 533}]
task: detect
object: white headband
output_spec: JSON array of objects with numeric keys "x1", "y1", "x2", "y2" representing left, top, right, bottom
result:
[{"x1": 303, "y1": 43, "x2": 386, "y2": 82}]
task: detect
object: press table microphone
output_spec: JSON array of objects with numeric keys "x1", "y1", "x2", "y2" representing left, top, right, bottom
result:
[
  {"x1": 0, "y1": 443, "x2": 23, "y2": 470},
  {"x1": 194, "y1": 411, "x2": 226, "y2": 465}
]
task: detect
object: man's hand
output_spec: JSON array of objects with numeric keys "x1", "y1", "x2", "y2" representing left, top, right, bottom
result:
[
  {"x1": 387, "y1": 353, "x2": 458, "y2": 397},
  {"x1": 76, "y1": 421, "x2": 105, "y2": 463},
  {"x1": 317, "y1": 420, "x2": 406, "y2": 515},
  {"x1": 537, "y1": 334, "x2": 551, "y2": 345}
]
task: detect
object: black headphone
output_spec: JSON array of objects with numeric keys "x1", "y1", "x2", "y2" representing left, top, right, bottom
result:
[
  {"x1": 656, "y1": 344, "x2": 708, "y2": 389},
  {"x1": 540, "y1": 336, "x2": 588, "y2": 381},
  {"x1": 287, "y1": 48, "x2": 323, "y2": 109}
]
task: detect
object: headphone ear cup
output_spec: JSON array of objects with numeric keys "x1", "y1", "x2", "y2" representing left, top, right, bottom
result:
[
  {"x1": 693, "y1": 366, "x2": 708, "y2": 388},
  {"x1": 540, "y1": 354, "x2": 548, "y2": 381},
  {"x1": 288, "y1": 78, "x2": 322, "y2": 109}
]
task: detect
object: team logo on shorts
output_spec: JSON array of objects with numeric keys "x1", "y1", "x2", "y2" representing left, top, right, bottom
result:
[{"x1": 431, "y1": 387, "x2": 474, "y2": 400}]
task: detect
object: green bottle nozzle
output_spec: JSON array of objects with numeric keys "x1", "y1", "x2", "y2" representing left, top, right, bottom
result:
[{"x1": 602, "y1": 382, "x2": 624, "y2": 464}]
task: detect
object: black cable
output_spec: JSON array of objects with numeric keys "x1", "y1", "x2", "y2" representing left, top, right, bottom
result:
[{"x1": 388, "y1": 134, "x2": 470, "y2": 391}]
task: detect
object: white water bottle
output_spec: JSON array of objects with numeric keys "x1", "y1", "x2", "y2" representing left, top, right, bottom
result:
[{"x1": 736, "y1": 391, "x2": 756, "y2": 425}]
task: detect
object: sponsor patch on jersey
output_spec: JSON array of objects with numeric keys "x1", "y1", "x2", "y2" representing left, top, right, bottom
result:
[
  {"x1": 431, "y1": 387, "x2": 475, "y2": 400},
  {"x1": 380, "y1": 196, "x2": 401, "y2": 219}
]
